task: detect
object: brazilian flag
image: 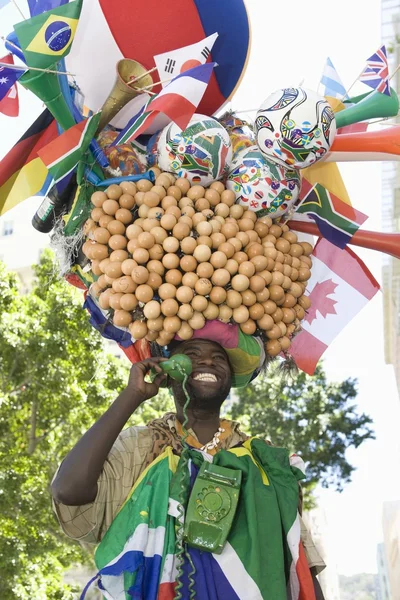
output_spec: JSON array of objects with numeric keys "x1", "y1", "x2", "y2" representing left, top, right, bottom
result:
[{"x1": 14, "y1": 0, "x2": 82, "y2": 69}]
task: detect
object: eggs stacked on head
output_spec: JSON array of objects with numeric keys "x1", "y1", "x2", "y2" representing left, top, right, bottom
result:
[{"x1": 82, "y1": 169, "x2": 313, "y2": 358}]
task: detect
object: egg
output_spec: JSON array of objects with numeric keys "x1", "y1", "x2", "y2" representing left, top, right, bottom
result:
[
  {"x1": 197, "y1": 236, "x2": 213, "y2": 249},
  {"x1": 209, "y1": 251, "x2": 227, "y2": 269},
  {"x1": 289, "y1": 282, "x2": 303, "y2": 298},
  {"x1": 182, "y1": 272, "x2": 199, "y2": 288},
  {"x1": 116, "y1": 276, "x2": 137, "y2": 294},
  {"x1": 236, "y1": 232, "x2": 250, "y2": 248},
  {"x1": 106, "y1": 291, "x2": 122, "y2": 309},
  {"x1": 143, "y1": 300, "x2": 161, "y2": 319},
  {"x1": 197, "y1": 262, "x2": 214, "y2": 279},
  {"x1": 241, "y1": 289, "x2": 257, "y2": 307},
  {"x1": 265, "y1": 339, "x2": 282, "y2": 356},
  {"x1": 180, "y1": 255, "x2": 198, "y2": 273},
  {"x1": 297, "y1": 267, "x2": 311, "y2": 282},
  {"x1": 210, "y1": 233, "x2": 226, "y2": 249},
  {"x1": 282, "y1": 276, "x2": 292, "y2": 290},
  {"x1": 178, "y1": 303, "x2": 194, "y2": 321},
  {"x1": 289, "y1": 243, "x2": 304, "y2": 258},
  {"x1": 108, "y1": 216, "x2": 128, "y2": 238},
  {"x1": 191, "y1": 295, "x2": 208, "y2": 312},
  {"x1": 298, "y1": 295, "x2": 311, "y2": 310},
  {"x1": 274, "y1": 238, "x2": 290, "y2": 254},
  {"x1": 135, "y1": 179, "x2": 153, "y2": 192},
  {"x1": 155, "y1": 174, "x2": 172, "y2": 189},
  {"x1": 193, "y1": 244, "x2": 212, "y2": 263},
  {"x1": 232, "y1": 306, "x2": 250, "y2": 324},
  {"x1": 131, "y1": 266, "x2": 149, "y2": 284},
  {"x1": 166, "y1": 185, "x2": 182, "y2": 201},
  {"x1": 91, "y1": 260, "x2": 102, "y2": 277},
  {"x1": 215, "y1": 203, "x2": 230, "y2": 218},
  {"x1": 179, "y1": 215, "x2": 193, "y2": 228},
  {"x1": 161, "y1": 253, "x2": 179, "y2": 270},
  {"x1": 163, "y1": 316, "x2": 182, "y2": 334},
  {"x1": 162, "y1": 196, "x2": 178, "y2": 210},
  {"x1": 247, "y1": 243, "x2": 264, "y2": 259},
  {"x1": 282, "y1": 293, "x2": 297, "y2": 308},
  {"x1": 173, "y1": 222, "x2": 190, "y2": 240},
  {"x1": 98, "y1": 289, "x2": 114, "y2": 309},
  {"x1": 147, "y1": 316, "x2": 164, "y2": 331},
  {"x1": 202, "y1": 302, "x2": 219, "y2": 320},
  {"x1": 99, "y1": 257, "x2": 111, "y2": 273},
  {"x1": 300, "y1": 256, "x2": 312, "y2": 268},
  {"x1": 238, "y1": 261, "x2": 255, "y2": 278},
  {"x1": 105, "y1": 261, "x2": 123, "y2": 279},
  {"x1": 299, "y1": 241, "x2": 313, "y2": 256},
  {"x1": 226, "y1": 289, "x2": 242, "y2": 309},
  {"x1": 118, "y1": 180, "x2": 136, "y2": 196},
  {"x1": 137, "y1": 232, "x2": 155, "y2": 250},
  {"x1": 231, "y1": 274, "x2": 249, "y2": 292},
  {"x1": 268, "y1": 285, "x2": 285, "y2": 302},
  {"x1": 161, "y1": 298, "x2": 179, "y2": 316},
  {"x1": 211, "y1": 268, "x2": 231, "y2": 287},
  {"x1": 132, "y1": 248, "x2": 150, "y2": 264},
  {"x1": 257, "y1": 314, "x2": 274, "y2": 331},
  {"x1": 151, "y1": 185, "x2": 167, "y2": 199},
  {"x1": 227, "y1": 237, "x2": 242, "y2": 253},
  {"x1": 130, "y1": 320, "x2": 148, "y2": 340},
  {"x1": 147, "y1": 260, "x2": 165, "y2": 276},
  {"x1": 135, "y1": 284, "x2": 153, "y2": 303},
  {"x1": 103, "y1": 199, "x2": 120, "y2": 216},
  {"x1": 158, "y1": 283, "x2": 176, "y2": 300},
  {"x1": 118, "y1": 294, "x2": 137, "y2": 312},
  {"x1": 148, "y1": 244, "x2": 164, "y2": 261},
  {"x1": 91, "y1": 190, "x2": 107, "y2": 208},
  {"x1": 282, "y1": 231, "x2": 297, "y2": 244},
  {"x1": 218, "y1": 304, "x2": 233, "y2": 323},
  {"x1": 188, "y1": 311, "x2": 205, "y2": 330},
  {"x1": 98, "y1": 215, "x2": 114, "y2": 229},
  {"x1": 266, "y1": 324, "x2": 282, "y2": 340},
  {"x1": 240, "y1": 319, "x2": 257, "y2": 335},
  {"x1": 146, "y1": 273, "x2": 162, "y2": 291},
  {"x1": 161, "y1": 268, "x2": 180, "y2": 286},
  {"x1": 249, "y1": 303, "x2": 265, "y2": 321},
  {"x1": 175, "y1": 177, "x2": 191, "y2": 194},
  {"x1": 205, "y1": 188, "x2": 220, "y2": 206},
  {"x1": 162, "y1": 237, "x2": 179, "y2": 254},
  {"x1": 112, "y1": 309, "x2": 132, "y2": 328},
  {"x1": 89, "y1": 282, "x2": 102, "y2": 297},
  {"x1": 175, "y1": 286, "x2": 193, "y2": 304},
  {"x1": 194, "y1": 278, "x2": 212, "y2": 296},
  {"x1": 91, "y1": 207, "x2": 105, "y2": 222},
  {"x1": 218, "y1": 242, "x2": 235, "y2": 259},
  {"x1": 114, "y1": 208, "x2": 132, "y2": 225},
  {"x1": 127, "y1": 238, "x2": 140, "y2": 254},
  {"x1": 182, "y1": 206, "x2": 195, "y2": 218},
  {"x1": 195, "y1": 198, "x2": 210, "y2": 212},
  {"x1": 248, "y1": 275, "x2": 266, "y2": 293},
  {"x1": 134, "y1": 191, "x2": 145, "y2": 206},
  {"x1": 179, "y1": 197, "x2": 194, "y2": 210},
  {"x1": 195, "y1": 221, "x2": 212, "y2": 237},
  {"x1": 187, "y1": 185, "x2": 205, "y2": 200},
  {"x1": 91, "y1": 244, "x2": 109, "y2": 260},
  {"x1": 177, "y1": 322, "x2": 193, "y2": 340},
  {"x1": 192, "y1": 213, "x2": 206, "y2": 228},
  {"x1": 209, "y1": 286, "x2": 227, "y2": 305}
]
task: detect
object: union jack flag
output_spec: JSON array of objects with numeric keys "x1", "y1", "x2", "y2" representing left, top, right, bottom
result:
[{"x1": 359, "y1": 45, "x2": 390, "y2": 96}]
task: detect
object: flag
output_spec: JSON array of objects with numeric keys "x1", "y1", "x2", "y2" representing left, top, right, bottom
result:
[
  {"x1": 0, "y1": 109, "x2": 58, "y2": 215},
  {"x1": 359, "y1": 45, "x2": 390, "y2": 96},
  {"x1": 289, "y1": 238, "x2": 380, "y2": 374},
  {"x1": 82, "y1": 441, "x2": 315, "y2": 600},
  {"x1": 27, "y1": 0, "x2": 68, "y2": 17},
  {"x1": 320, "y1": 57, "x2": 347, "y2": 99},
  {"x1": 38, "y1": 112, "x2": 100, "y2": 182},
  {"x1": 154, "y1": 32, "x2": 218, "y2": 80},
  {"x1": 14, "y1": 0, "x2": 82, "y2": 69},
  {"x1": 114, "y1": 62, "x2": 215, "y2": 144},
  {"x1": 0, "y1": 53, "x2": 25, "y2": 102},
  {"x1": 0, "y1": 76, "x2": 19, "y2": 117},
  {"x1": 296, "y1": 179, "x2": 368, "y2": 248}
]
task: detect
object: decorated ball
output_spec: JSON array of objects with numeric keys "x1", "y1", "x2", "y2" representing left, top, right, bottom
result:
[
  {"x1": 255, "y1": 88, "x2": 336, "y2": 169},
  {"x1": 156, "y1": 114, "x2": 233, "y2": 186},
  {"x1": 226, "y1": 146, "x2": 300, "y2": 217},
  {"x1": 45, "y1": 21, "x2": 72, "y2": 52},
  {"x1": 97, "y1": 127, "x2": 145, "y2": 176}
]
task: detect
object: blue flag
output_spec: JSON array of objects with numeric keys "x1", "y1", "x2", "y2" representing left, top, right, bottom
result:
[
  {"x1": 27, "y1": 0, "x2": 68, "y2": 17},
  {"x1": 0, "y1": 55, "x2": 25, "y2": 101}
]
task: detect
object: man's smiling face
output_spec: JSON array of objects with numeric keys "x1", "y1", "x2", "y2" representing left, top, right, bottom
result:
[{"x1": 170, "y1": 339, "x2": 232, "y2": 409}]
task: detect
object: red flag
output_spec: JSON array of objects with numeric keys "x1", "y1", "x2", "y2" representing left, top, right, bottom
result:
[
  {"x1": 289, "y1": 239, "x2": 380, "y2": 374},
  {"x1": 0, "y1": 54, "x2": 20, "y2": 117}
]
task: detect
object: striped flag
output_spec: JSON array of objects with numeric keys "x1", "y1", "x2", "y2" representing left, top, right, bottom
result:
[
  {"x1": 290, "y1": 239, "x2": 380, "y2": 374},
  {"x1": 320, "y1": 57, "x2": 347, "y2": 99},
  {"x1": 154, "y1": 33, "x2": 218, "y2": 80},
  {"x1": 295, "y1": 179, "x2": 368, "y2": 249},
  {"x1": 359, "y1": 45, "x2": 390, "y2": 96},
  {"x1": 0, "y1": 109, "x2": 58, "y2": 215},
  {"x1": 82, "y1": 440, "x2": 316, "y2": 600},
  {"x1": 38, "y1": 112, "x2": 100, "y2": 182},
  {"x1": 114, "y1": 62, "x2": 215, "y2": 145}
]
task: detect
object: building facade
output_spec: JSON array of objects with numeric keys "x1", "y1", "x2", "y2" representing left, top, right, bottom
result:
[
  {"x1": 377, "y1": 542, "x2": 393, "y2": 600},
  {"x1": 381, "y1": 0, "x2": 400, "y2": 394}
]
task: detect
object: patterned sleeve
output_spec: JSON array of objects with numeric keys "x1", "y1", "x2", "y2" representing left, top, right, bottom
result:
[{"x1": 52, "y1": 426, "x2": 152, "y2": 545}]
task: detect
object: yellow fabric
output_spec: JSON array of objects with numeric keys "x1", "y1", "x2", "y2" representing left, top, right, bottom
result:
[
  {"x1": 0, "y1": 157, "x2": 48, "y2": 215},
  {"x1": 325, "y1": 96, "x2": 346, "y2": 113},
  {"x1": 302, "y1": 161, "x2": 352, "y2": 205},
  {"x1": 228, "y1": 444, "x2": 270, "y2": 486}
]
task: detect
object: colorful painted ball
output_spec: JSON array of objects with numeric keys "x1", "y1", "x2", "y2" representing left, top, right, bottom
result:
[
  {"x1": 226, "y1": 145, "x2": 300, "y2": 218},
  {"x1": 97, "y1": 127, "x2": 145, "y2": 176},
  {"x1": 255, "y1": 88, "x2": 336, "y2": 169},
  {"x1": 45, "y1": 21, "x2": 72, "y2": 52},
  {"x1": 156, "y1": 114, "x2": 232, "y2": 186}
]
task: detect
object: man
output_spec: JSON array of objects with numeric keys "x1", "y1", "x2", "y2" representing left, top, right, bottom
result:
[{"x1": 52, "y1": 338, "x2": 325, "y2": 599}]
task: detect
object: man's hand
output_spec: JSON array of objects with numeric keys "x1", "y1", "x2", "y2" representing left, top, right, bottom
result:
[{"x1": 126, "y1": 357, "x2": 167, "y2": 405}]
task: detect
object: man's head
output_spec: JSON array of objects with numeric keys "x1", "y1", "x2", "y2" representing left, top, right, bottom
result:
[{"x1": 169, "y1": 339, "x2": 232, "y2": 413}]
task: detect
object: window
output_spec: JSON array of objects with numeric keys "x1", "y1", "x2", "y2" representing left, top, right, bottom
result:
[{"x1": 2, "y1": 221, "x2": 14, "y2": 236}]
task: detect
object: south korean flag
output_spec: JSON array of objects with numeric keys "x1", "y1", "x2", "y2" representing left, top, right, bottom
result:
[{"x1": 154, "y1": 32, "x2": 218, "y2": 84}]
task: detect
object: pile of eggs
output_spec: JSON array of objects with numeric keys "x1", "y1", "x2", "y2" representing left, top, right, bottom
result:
[{"x1": 82, "y1": 169, "x2": 312, "y2": 357}]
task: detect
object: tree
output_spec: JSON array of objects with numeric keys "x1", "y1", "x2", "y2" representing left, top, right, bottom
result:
[
  {"x1": 0, "y1": 252, "x2": 172, "y2": 599},
  {"x1": 230, "y1": 363, "x2": 374, "y2": 505}
]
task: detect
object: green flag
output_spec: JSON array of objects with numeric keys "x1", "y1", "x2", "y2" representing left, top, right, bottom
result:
[{"x1": 14, "y1": 0, "x2": 82, "y2": 69}]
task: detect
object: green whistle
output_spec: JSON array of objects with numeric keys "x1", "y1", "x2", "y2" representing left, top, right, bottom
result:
[{"x1": 160, "y1": 354, "x2": 192, "y2": 382}]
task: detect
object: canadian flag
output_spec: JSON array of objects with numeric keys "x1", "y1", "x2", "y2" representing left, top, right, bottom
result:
[
  {"x1": 153, "y1": 33, "x2": 218, "y2": 82},
  {"x1": 290, "y1": 238, "x2": 380, "y2": 374}
]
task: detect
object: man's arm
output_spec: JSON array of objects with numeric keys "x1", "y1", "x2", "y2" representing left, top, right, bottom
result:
[
  {"x1": 51, "y1": 358, "x2": 166, "y2": 506},
  {"x1": 311, "y1": 567, "x2": 325, "y2": 600}
]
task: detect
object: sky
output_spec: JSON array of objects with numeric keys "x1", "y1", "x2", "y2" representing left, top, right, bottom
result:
[{"x1": 1, "y1": 0, "x2": 400, "y2": 579}]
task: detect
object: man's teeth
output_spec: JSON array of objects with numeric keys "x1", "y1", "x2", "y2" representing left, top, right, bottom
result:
[{"x1": 193, "y1": 373, "x2": 217, "y2": 382}]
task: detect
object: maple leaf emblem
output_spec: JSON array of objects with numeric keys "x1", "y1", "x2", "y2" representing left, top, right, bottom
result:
[{"x1": 304, "y1": 279, "x2": 338, "y2": 324}]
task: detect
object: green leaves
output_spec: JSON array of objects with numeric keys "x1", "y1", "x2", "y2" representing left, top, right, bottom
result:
[{"x1": 231, "y1": 363, "x2": 374, "y2": 508}]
